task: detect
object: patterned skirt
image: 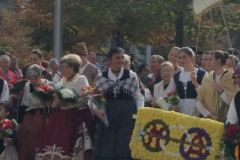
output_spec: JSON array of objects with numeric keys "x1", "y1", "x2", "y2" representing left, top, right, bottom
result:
[
  {"x1": 35, "y1": 107, "x2": 94, "y2": 160},
  {"x1": 18, "y1": 109, "x2": 45, "y2": 160},
  {"x1": 93, "y1": 100, "x2": 136, "y2": 160}
]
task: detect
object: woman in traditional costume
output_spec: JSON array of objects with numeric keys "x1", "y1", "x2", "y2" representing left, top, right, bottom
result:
[
  {"x1": 92, "y1": 47, "x2": 144, "y2": 160},
  {"x1": 168, "y1": 47, "x2": 182, "y2": 73},
  {"x1": 173, "y1": 47, "x2": 207, "y2": 116},
  {"x1": 153, "y1": 61, "x2": 177, "y2": 111},
  {"x1": 18, "y1": 64, "x2": 54, "y2": 160},
  {"x1": 36, "y1": 54, "x2": 94, "y2": 160},
  {"x1": 196, "y1": 50, "x2": 238, "y2": 122}
]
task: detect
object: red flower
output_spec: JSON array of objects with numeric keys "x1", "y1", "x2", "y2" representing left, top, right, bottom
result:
[
  {"x1": 147, "y1": 82, "x2": 153, "y2": 86},
  {"x1": 167, "y1": 92, "x2": 173, "y2": 97},
  {"x1": 226, "y1": 124, "x2": 239, "y2": 139},
  {"x1": 171, "y1": 91, "x2": 176, "y2": 95},
  {"x1": 0, "y1": 119, "x2": 13, "y2": 130},
  {"x1": 40, "y1": 86, "x2": 53, "y2": 93}
]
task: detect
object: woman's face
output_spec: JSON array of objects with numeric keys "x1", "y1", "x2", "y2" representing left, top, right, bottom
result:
[
  {"x1": 61, "y1": 62, "x2": 74, "y2": 78},
  {"x1": 141, "y1": 66, "x2": 150, "y2": 78},
  {"x1": 178, "y1": 51, "x2": 193, "y2": 69},
  {"x1": 168, "y1": 50, "x2": 179, "y2": 65},
  {"x1": 225, "y1": 58, "x2": 235, "y2": 70},
  {"x1": 30, "y1": 54, "x2": 42, "y2": 66},
  {"x1": 109, "y1": 52, "x2": 125, "y2": 70},
  {"x1": 103, "y1": 61, "x2": 110, "y2": 71},
  {"x1": 234, "y1": 73, "x2": 240, "y2": 87},
  {"x1": 50, "y1": 64, "x2": 59, "y2": 75},
  {"x1": 29, "y1": 76, "x2": 41, "y2": 87},
  {"x1": 161, "y1": 65, "x2": 173, "y2": 82},
  {"x1": 150, "y1": 58, "x2": 161, "y2": 72}
]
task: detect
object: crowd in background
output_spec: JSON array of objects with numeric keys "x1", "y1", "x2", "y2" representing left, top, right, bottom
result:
[{"x1": 0, "y1": 43, "x2": 239, "y2": 159}]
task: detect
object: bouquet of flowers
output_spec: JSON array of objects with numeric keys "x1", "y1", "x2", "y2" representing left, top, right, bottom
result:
[
  {"x1": 155, "y1": 91, "x2": 181, "y2": 110},
  {"x1": 33, "y1": 85, "x2": 55, "y2": 102},
  {"x1": 225, "y1": 122, "x2": 240, "y2": 141},
  {"x1": 9, "y1": 79, "x2": 27, "y2": 94},
  {"x1": 81, "y1": 86, "x2": 109, "y2": 127},
  {"x1": 55, "y1": 87, "x2": 79, "y2": 103},
  {"x1": 164, "y1": 91, "x2": 181, "y2": 105},
  {"x1": 0, "y1": 119, "x2": 18, "y2": 139}
]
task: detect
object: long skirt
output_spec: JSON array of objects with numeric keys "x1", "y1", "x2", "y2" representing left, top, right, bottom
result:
[
  {"x1": 93, "y1": 100, "x2": 137, "y2": 160},
  {"x1": 0, "y1": 145, "x2": 19, "y2": 160},
  {"x1": 35, "y1": 107, "x2": 94, "y2": 160},
  {"x1": 18, "y1": 109, "x2": 45, "y2": 160}
]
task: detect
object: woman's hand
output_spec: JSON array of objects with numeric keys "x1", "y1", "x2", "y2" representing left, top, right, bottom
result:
[
  {"x1": 191, "y1": 72, "x2": 199, "y2": 88},
  {"x1": 169, "y1": 105, "x2": 179, "y2": 112},
  {"x1": 151, "y1": 101, "x2": 157, "y2": 108},
  {"x1": 208, "y1": 113, "x2": 219, "y2": 121},
  {"x1": 213, "y1": 82, "x2": 223, "y2": 93},
  {"x1": 92, "y1": 109, "x2": 106, "y2": 122},
  {"x1": 4, "y1": 138, "x2": 13, "y2": 145}
]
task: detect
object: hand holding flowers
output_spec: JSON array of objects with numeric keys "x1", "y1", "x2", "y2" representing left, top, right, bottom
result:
[
  {"x1": 81, "y1": 86, "x2": 109, "y2": 127},
  {"x1": 155, "y1": 91, "x2": 181, "y2": 111}
]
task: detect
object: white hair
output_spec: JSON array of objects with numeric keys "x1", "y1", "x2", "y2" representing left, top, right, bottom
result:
[
  {"x1": 0, "y1": 55, "x2": 10, "y2": 62},
  {"x1": 49, "y1": 58, "x2": 59, "y2": 67},
  {"x1": 26, "y1": 64, "x2": 42, "y2": 78}
]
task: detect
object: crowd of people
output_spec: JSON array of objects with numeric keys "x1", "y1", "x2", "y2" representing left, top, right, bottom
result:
[{"x1": 0, "y1": 42, "x2": 239, "y2": 159}]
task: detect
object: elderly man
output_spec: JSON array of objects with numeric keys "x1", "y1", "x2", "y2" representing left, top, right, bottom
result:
[
  {"x1": 9, "y1": 54, "x2": 23, "y2": 78},
  {"x1": 72, "y1": 42, "x2": 100, "y2": 85},
  {"x1": 88, "y1": 52, "x2": 102, "y2": 72},
  {"x1": 0, "y1": 55, "x2": 18, "y2": 84}
]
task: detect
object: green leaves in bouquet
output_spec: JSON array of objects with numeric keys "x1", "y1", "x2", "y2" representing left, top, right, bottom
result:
[
  {"x1": 10, "y1": 79, "x2": 28, "y2": 94},
  {"x1": 33, "y1": 86, "x2": 55, "y2": 102},
  {"x1": 215, "y1": 142, "x2": 235, "y2": 160}
]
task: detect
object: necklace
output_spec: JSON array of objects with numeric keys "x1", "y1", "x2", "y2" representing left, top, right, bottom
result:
[{"x1": 111, "y1": 69, "x2": 121, "y2": 73}]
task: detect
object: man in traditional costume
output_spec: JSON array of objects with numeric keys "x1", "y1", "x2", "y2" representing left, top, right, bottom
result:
[{"x1": 72, "y1": 42, "x2": 100, "y2": 85}]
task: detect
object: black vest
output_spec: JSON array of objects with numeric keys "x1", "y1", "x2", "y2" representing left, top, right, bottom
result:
[
  {"x1": 174, "y1": 69, "x2": 205, "y2": 99},
  {"x1": 102, "y1": 69, "x2": 134, "y2": 101},
  {"x1": 234, "y1": 91, "x2": 240, "y2": 123}
]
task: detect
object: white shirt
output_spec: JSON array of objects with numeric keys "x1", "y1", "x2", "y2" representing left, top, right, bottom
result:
[
  {"x1": 154, "y1": 79, "x2": 176, "y2": 100},
  {"x1": 226, "y1": 97, "x2": 238, "y2": 124},
  {"x1": 79, "y1": 61, "x2": 89, "y2": 74},
  {"x1": 196, "y1": 71, "x2": 230, "y2": 117},
  {"x1": 92, "y1": 68, "x2": 144, "y2": 110},
  {"x1": 1, "y1": 80, "x2": 9, "y2": 102}
]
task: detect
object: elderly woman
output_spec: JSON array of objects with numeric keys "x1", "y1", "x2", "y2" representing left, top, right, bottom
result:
[
  {"x1": 18, "y1": 64, "x2": 54, "y2": 160},
  {"x1": 36, "y1": 54, "x2": 94, "y2": 160},
  {"x1": 49, "y1": 58, "x2": 61, "y2": 83},
  {"x1": 154, "y1": 61, "x2": 177, "y2": 111}
]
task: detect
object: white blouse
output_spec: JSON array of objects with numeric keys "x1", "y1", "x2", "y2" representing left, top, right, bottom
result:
[
  {"x1": 93, "y1": 68, "x2": 144, "y2": 110},
  {"x1": 153, "y1": 79, "x2": 176, "y2": 100},
  {"x1": 226, "y1": 97, "x2": 238, "y2": 124},
  {"x1": 21, "y1": 80, "x2": 53, "y2": 111}
]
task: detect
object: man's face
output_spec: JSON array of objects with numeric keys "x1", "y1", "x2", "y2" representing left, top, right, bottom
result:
[
  {"x1": 201, "y1": 53, "x2": 209, "y2": 71},
  {"x1": 0, "y1": 57, "x2": 10, "y2": 71},
  {"x1": 10, "y1": 55, "x2": 17, "y2": 66},
  {"x1": 88, "y1": 54, "x2": 97, "y2": 64}
]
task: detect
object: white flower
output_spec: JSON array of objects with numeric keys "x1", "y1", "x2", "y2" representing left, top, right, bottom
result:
[
  {"x1": 156, "y1": 97, "x2": 169, "y2": 110},
  {"x1": 60, "y1": 88, "x2": 76, "y2": 99}
]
